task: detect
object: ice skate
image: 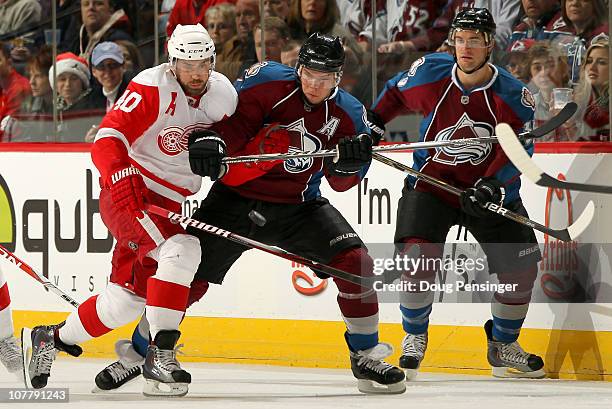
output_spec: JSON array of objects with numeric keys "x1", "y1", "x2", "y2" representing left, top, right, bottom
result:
[
  {"x1": 399, "y1": 332, "x2": 428, "y2": 380},
  {"x1": 349, "y1": 339, "x2": 406, "y2": 394},
  {"x1": 93, "y1": 340, "x2": 144, "y2": 392},
  {"x1": 21, "y1": 325, "x2": 82, "y2": 389},
  {"x1": 142, "y1": 330, "x2": 190, "y2": 397},
  {"x1": 0, "y1": 335, "x2": 23, "y2": 374},
  {"x1": 484, "y1": 320, "x2": 545, "y2": 378}
]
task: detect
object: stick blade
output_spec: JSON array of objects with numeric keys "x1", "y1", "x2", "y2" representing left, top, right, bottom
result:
[
  {"x1": 527, "y1": 102, "x2": 577, "y2": 138},
  {"x1": 496, "y1": 123, "x2": 544, "y2": 184},
  {"x1": 567, "y1": 200, "x2": 595, "y2": 240},
  {"x1": 498, "y1": 123, "x2": 612, "y2": 194}
]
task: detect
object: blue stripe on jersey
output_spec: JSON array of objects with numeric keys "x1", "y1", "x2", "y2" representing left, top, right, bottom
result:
[
  {"x1": 335, "y1": 90, "x2": 370, "y2": 136},
  {"x1": 235, "y1": 61, "x2": 296, "y2": 93},
  {"x1": 373, "y1": 53, "x2": 454, "y2": 109},
  {"x1": 303, "y1": 170, "x2": 324, "y2": 201},
  {"x1": 492, "y1": 68, "x2": 536, "y2": 125}
]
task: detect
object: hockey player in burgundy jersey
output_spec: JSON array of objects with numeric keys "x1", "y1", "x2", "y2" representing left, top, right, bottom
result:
[
  {"x1": 20, "y1": 24, "x2": 238, "y2": 397},
  {"x1": 372, "y1": 8, "x2": 545, "y2": 380},
  {"x1": 191, "y1": 32, "x2": 406, "y2": 394}
]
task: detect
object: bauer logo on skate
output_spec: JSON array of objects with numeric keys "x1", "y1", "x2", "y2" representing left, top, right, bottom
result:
[{"x1": 432, "y1": 114, "x2": 493, "y2": 165}]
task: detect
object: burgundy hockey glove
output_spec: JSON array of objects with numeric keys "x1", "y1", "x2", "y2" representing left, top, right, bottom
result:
[
  {"x1": 108, "y1": 166, "x2": 147, "y2": 219},
  {"x1": 188, "y1": 129, "x2": 228, "y2": 180},
  {"x1": 328, "y1": 133, "x2": 373, "y2": 175},
  {"x1": 460, "y1": 177, "x2": 506, "y2": 218}
]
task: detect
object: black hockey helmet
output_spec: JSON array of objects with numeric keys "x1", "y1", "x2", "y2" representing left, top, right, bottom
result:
[
  {"x1": 297, "y1": 32, "x2": 345, "y2": 73},
  {"x1": 449, "y1": 8, "x2": 496, "y2": 74},
  {"x1": 451, "y1": 7, "x2": 496, "y2": 37}
]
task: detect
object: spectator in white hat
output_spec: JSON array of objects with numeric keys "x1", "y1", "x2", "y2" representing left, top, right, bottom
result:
[
  {"x1": 49, "y1": 52, "x2": 105, "y2": 141},
  {"x1": 49, "y1": 52, "x2": 91, "y2": 107},
  {"x1": 91, "y1": 41, "x2": 130, "y2": 112}
]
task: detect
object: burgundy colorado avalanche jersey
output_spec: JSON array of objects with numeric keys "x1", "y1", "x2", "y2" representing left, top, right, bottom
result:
[
  {"x1": 373, "y1": 52, "x2": 535, "y2": 206},
  {"x1": 212, "y1": 61, "x2": 371, "y2": 203}
]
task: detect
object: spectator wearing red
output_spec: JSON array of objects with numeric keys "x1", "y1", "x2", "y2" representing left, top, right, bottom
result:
[
  {"x1": 166, "y1": 0, "x2": 236, "y2": 37},
  {"x1": 0, "y1": 42, "x2": 31, "y2": 142}
]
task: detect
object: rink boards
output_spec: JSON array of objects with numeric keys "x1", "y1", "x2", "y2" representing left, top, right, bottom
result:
[{"x1": 1, "y1": 144, "x2": 611, "y2": 380}]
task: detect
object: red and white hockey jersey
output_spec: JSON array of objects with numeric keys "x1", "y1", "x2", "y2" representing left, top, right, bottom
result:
[{"x1": 92, "y1": 64, "x2": 238, "y2": 203}]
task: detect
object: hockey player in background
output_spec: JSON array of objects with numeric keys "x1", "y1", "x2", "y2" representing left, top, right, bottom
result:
[
  {"x1": 20, "y1": 24, "x2": 238, "y2": 396},
  {"x1": 95, "y1": 32, "x2": 406, "y2": 395},
  {"x1": 370, "y1": 8, "x2": 545, "y2": 379},
  {"x1": 0, "y1": 266, "x2": 22, "y2": 374}
]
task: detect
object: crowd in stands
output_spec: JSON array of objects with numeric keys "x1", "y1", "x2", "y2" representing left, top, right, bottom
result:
[{"x1": 0, "y1": 0, "x2": 608, "y2": 142}]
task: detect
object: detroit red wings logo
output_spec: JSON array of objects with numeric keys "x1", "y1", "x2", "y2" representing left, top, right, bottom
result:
[{"x1": 157, "y1": 124, "x2": 208, "y2": 156}]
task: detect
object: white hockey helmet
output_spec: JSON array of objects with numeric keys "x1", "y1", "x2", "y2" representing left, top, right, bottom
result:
[{"x1": 168, "y1": 24, "x2": 215, "y2": 67}]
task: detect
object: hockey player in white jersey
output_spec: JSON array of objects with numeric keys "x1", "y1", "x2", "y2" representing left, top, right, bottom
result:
[{"x1": 20, "y1": 24, "x2": 238, "y2": 397}]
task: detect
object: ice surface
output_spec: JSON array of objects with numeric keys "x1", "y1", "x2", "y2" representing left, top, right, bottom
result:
[{"x1": 1, "y1": 359, "x2": 610, "y2": 409}]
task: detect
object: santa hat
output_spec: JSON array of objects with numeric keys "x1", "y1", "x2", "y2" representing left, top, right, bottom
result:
[{"x1": 49, "y1": 52, "x2": 90, "y2": 90}]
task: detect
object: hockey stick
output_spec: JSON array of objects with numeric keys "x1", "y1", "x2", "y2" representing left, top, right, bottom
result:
[
  {"x1": 0, "y1": 244, "x2": 80, "y2": 308},
  {"x1": 497, "y1": 123, "x2": 612, "y2": 194},
  {"x1": 520, "y1": 102, "x2": 577, "y2": 140},
  {"x1": 222, "y1": 137, "x2": 499, "y2": 164},
  {"x1": 372, "y1": 152, "x2": 594, "y2": 242},
  {"x1": 221, "y1": 104, "x2": 578, "y2": 165},
  {"x1": 145, "y1": 205, "x2": 374, "y2": 288}
]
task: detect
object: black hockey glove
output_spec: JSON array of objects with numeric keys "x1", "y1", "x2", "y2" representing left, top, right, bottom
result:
[
  {"x1": 328, "y1": 133, "x2": 373, "y2": 176},
  {"x1": 188, "y1": 129, "x2": 228, "y2": 181},
  {"x1": 459, "y1": 177, "x2": 506, "y2": 218},
  {"x1": 366, "y1": 109, "x2": 386, "y2": 145}
]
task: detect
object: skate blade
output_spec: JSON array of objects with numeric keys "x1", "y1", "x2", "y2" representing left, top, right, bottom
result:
[
  {"x1": 143, "y1": 379, "x2": 189, "y2": 397},
  {"x1": 20, "y1": 327, "x2": 33, "y2": 389},
  {"x1": 403, "y1": 368, "x2": 418, "y2": 381},
  {"x1": 357, "y1": 379, "x2": 406, "y2": 394},
  {"x1": 492, "y1": 366, "x2": 546, "y2": 379}
]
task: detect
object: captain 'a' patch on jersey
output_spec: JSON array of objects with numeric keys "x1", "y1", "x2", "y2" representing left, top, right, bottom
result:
[
  {"x1": 432, "y1": 113, "x2": 494, "y2": 166},
  {"x1": 284, "y1": 117, "x2": 324, "y2": 173}
]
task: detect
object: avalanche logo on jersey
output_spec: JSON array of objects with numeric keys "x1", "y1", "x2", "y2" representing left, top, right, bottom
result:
[
  {"x1": 157, "y1": 123, "x2": 208, "y2": 156},
  {"x1": 284, "y1": 118, "x2": 323, "y2": 173},
  {"x1": 432, "y1": 113, "x2": 493, "y2": 166},
  {"x1": 244, "y1": 61, "x2": 269, "y2": 79},
  {"x1": 521, "y1": 87, "x2": 536, "y2": 110}
]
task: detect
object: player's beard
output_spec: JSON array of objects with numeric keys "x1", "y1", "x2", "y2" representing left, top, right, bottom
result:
[{"x1": 185, "y1": 81, "x2": 207, "y2": 95}]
